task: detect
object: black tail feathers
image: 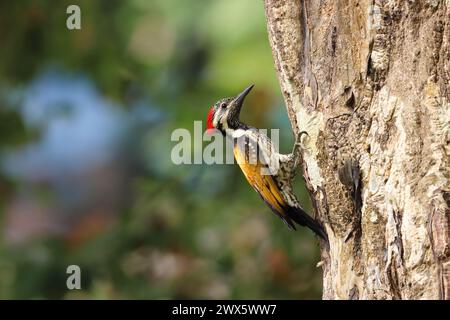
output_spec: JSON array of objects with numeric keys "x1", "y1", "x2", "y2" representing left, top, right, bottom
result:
[{"x1": 285, "y1": 205, "x2": 328, "y2": 241}]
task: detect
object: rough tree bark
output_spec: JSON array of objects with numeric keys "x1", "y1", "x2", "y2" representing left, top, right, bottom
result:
[{"x1": 264, "y1": 0, "x2": 449, "y2": 299}]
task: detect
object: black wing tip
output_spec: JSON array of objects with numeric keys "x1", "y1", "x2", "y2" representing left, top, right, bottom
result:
[{"x1": 285, "y1": 219, "x2": 297, "y2": 231}]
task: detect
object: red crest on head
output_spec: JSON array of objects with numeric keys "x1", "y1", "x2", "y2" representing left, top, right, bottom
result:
[{"x1": 206, "y1": 107, "x2": 215, "y2": 133}]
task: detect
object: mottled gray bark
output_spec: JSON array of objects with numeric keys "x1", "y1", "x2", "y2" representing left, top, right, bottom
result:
[{"x1": 264, "y1": 0, "x2": 450, "y2": 299}]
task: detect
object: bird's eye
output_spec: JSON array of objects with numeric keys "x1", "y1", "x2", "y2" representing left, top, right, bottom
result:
[{"x1": 221, "y1": 103, "x2": 227, "y2": 109}]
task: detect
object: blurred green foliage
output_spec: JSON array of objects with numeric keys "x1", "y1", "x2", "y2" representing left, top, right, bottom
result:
[{"x1": 0, "y1": 0, "x2": 322, "y2": 299}]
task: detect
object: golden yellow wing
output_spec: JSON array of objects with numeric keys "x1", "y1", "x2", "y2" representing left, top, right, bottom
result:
[{"x1": 233, "y1": 141, "x2": 295, "y2": 229}]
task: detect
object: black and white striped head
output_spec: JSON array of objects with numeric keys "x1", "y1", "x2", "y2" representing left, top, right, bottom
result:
[{"x1": 206, "y1": 85, "x2": 254, "y2": 134}]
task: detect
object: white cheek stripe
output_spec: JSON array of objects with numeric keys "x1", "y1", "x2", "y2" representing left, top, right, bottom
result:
[
  {"x1": 222, "y1": 120, "x2": 229, "y2": 130},
  {"x1": 222, "y1": 109, "x2": 230, "y2": 130},
  {"x1": 213, "y1": 109, "x2": 230, "y2": 130},
  {"x1": 213, "y1": 112, "x2": 220, "y2": 127}
]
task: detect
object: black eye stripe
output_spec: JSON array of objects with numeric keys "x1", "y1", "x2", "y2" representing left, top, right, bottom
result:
[{"x1": 217, "y1": 120, "x2": 223, "y2": 133}]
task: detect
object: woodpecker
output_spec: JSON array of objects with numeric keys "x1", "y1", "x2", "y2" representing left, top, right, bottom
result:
[{"x1": 206, "y1": 85, "x2": 327, "y2": 240}]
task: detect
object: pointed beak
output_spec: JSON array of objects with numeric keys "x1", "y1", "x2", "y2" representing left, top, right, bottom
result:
[
  {"x1": 234, "y1": 84, "x2": 254, "y2": 108},
  {"x1": 229, "y1": 84, "x2": 254, "y2": 120}
]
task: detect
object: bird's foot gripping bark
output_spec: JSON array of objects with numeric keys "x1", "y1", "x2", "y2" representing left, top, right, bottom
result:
[
  {"x1": 278, "y1": 131, "x2": 309, "y2": 181},
  {"x1": 290, "y1": 131, "x2": 309, "y2": 170}
]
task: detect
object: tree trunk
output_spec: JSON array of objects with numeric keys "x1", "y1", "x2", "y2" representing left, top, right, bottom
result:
[{"x1": 264, "y1": 0, "x2": 449, "y2": 299}]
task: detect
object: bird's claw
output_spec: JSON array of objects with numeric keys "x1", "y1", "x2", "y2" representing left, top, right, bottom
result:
[
  {"x1": 289, "y1": 130, "x2": 309, "y2": 171},
  {"x1": 295, "y1": 131, "x2": 310, "y2": 151}
]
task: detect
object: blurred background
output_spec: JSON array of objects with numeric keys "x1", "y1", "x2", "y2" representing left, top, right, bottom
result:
[{"x1": 0, "y1": 0, "x2": 322, "y2": 299}]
